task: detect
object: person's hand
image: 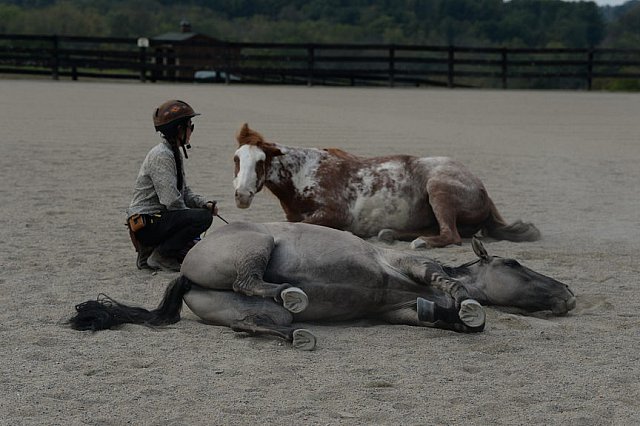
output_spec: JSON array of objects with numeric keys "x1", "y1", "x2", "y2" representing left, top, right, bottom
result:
[{"x1": 205, "y1": 201, "x2": 218, "y2": 216}]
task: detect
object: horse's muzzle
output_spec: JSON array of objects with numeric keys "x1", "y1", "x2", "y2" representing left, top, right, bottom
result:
[
  {"x1": 551, "y1": 288, "x2": 576, "y2": 315},
  {"x1": 235, "y1": 190, "x2": 254, "y2": 209}
]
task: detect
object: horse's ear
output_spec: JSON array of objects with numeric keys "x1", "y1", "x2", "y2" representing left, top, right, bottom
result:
[
  {"x1": 472, "y1": 237, "x2": 490, "y2": 261},
  {"x1": 236, "y1": 123, "x2": 250, "y2": 143}
]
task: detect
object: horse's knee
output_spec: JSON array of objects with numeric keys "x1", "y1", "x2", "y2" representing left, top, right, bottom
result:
[
  {"x1": 232, "y1": 277, "x2": 257, "y2": 296},
  {"x1": 430, "y1": 273, "x2": 470, "y2": 303},
  {"x1": 233, "y1": 276, "x2": 290, "y2": 299}
]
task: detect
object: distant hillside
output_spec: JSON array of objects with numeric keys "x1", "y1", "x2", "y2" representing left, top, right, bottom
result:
[
  {"x1": 0, "y1": 0, "x2": 638, "y2": 48},
  {"x1": 601, "y1": 0, "x2": 639, "y2": 21}
]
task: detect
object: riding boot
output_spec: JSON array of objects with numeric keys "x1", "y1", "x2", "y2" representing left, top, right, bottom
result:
[{"x1": 136, "y1": 245, "x2": 154, "y2": 270}]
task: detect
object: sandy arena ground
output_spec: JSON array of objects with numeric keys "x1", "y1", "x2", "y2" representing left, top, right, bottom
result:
[{"x1": 1, "y1": 79, "x2": 639, "y2": 425}]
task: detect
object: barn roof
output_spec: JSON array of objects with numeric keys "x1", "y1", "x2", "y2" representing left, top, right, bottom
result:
[
  {"x1": 153, "y1": 32, "x2": 198, "y2": 42},
  {"x1": 153, "y1": 20, "x2": 221, "y2": 44},
  {"x1": 153, "y1": 32, "x2": 221, "y2": 42}
]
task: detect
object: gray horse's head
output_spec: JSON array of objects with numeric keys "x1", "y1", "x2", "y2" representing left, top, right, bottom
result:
[{"x1": 467, "y1": 238, "x2": 576, "y2": 315}]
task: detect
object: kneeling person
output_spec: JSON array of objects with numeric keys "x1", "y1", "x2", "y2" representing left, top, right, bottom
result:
[{"x1": 127, "y1": 99, "x2": 218, "y2": 272}]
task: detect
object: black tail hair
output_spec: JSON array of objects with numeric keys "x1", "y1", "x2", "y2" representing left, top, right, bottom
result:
[{"x1": 69, "y1": 275, "x2": 192, "y2": 331}]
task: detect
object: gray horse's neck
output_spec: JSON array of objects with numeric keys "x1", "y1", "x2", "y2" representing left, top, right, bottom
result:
[{"x1": 443, "y1": 262, "x2": 487, "y2": 301}]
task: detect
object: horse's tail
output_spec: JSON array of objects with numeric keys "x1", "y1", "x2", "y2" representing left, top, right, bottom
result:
[
  {"x1": 69, "y1": 275, "x2": 192, "y2": 331},
  {"x1": 481, "y1": 197, "x2": 541, "y2": 242}
]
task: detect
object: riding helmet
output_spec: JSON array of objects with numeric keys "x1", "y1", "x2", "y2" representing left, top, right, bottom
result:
[{"x1": 152, "y1": 99, "x2": 200, "y2": 131}]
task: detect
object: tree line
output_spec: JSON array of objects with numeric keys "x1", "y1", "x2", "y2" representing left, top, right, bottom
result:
[{"x1": 0, "y1": 0, "x2": 639, "y2": 48}]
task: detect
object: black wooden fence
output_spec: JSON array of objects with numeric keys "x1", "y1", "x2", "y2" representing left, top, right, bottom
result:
[{"x1": 1, "y1": 33, "x2": 639, "y2": 90}]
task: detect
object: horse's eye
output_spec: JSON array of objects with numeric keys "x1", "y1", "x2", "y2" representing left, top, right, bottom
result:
[{"x1": 503, "y1": 259, "x2": 521, "y2": 267}]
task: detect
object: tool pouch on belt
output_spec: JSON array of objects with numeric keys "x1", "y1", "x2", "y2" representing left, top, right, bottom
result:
[{"x1": 127, "y1": 214, "x2": 147, "y2": 233}]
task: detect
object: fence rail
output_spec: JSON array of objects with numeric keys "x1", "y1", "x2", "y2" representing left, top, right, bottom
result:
[{"x1": 1, "y1": 33, "x2": 639, "y2": 89}]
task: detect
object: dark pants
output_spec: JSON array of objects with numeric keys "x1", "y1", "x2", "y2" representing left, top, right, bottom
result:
[{"x1": 136, "y1": 209, "x2": 213, "y2": 257}]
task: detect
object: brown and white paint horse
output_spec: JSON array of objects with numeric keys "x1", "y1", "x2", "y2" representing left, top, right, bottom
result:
[{"x1": 233, "y1": 123, "x2": 540, "y2": 248}]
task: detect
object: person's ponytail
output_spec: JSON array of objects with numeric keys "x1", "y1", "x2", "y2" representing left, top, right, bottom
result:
[{"x1": 170, "y1": 142, "x2": 184, "y2": 191}]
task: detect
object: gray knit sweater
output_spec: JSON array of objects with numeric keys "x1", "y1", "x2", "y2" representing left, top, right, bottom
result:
[{"x1": 127, "y1": 139, "x2": 208, "y2": 217}]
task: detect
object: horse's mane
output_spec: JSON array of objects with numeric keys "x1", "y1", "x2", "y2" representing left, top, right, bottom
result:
[
  {"x1": 237, "y1": 124, "x2": 358, "y2": 159},
  {"x1": 442, "y1": 258, "x2": 481, "y2": 279},
  {"x1": 236, "y1": 123, "x2": 285, "y2": 157},
  {"x1": 323, "y1": 147, "x2": 360, "y2": 160}
]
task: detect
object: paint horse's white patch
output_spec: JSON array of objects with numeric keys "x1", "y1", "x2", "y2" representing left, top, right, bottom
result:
[
  {"x1": 273, "y1": 147, "x2": 323, "y2": 197},
  {"x1": 349, "y1": 161, "x2": 416, "y2": 236},
  {"x1": 234, "y1": 144, "x2": 266, "y2": 208}
]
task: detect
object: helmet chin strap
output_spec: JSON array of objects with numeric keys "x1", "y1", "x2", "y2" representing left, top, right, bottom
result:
[
  {"x1": 181, "y1": 144, "x2": 190, "y2": 159},
  {"x1": 178, "y1": 127, "x2": 191, "y2": 159}
]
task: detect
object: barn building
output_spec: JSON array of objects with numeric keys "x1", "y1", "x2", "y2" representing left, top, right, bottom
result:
[{"x1": 151, "y1": 20, "x2": 240, "y2": 80}]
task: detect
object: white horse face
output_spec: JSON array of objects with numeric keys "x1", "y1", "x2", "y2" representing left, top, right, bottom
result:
[{"x1": 233, "y1": 144, "x2": 266, "y2": 208}]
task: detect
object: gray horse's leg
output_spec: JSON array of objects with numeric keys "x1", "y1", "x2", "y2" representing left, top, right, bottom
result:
[
  {"x1": 182, "y1": 230, "x2": 308, "y2": 313},
  {"x1": 231, "y1": 235, "x2": 309, "y2": 313},
  {"x1": 231, "y1": 316, "x2": 316, "y2": 351},
  {"x1": 427, "y1": 273, "x2": 485, "y2": 327},
  {"x1": 183, "y1": 287, "x2": 316, "y2": 350},
  {"x1": 230, "y1": 233, "x2": 287, "y2": 297},
  {"x1": 380, "y1": 254, "x2": 485, "y2": 331},
  {"x1": 380, "y1": 302, "x2": 485, "y2": 333},
  {"x1": 429, "y1": 273, "x2": 471, "y2": 304},
  {"x1": 385, "y1": 253, "x2": 444, "y2": 286},
  {"x1": 388, "y1": 254, "x2": 475, "y2": 304}
]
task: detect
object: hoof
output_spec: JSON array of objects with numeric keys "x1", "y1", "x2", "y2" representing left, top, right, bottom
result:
[
  {"x1": 459, "y1": 299, "x2": 486, "y2": 329},
  {"x1": 281, "y1": 287, "x2": 308, "y2": 313},
  {"x1": 377, "y1": 229, "x2": 397, "y2": 244},
  {"x1": 417, "y1": 297, "x2": 436, "y2": 322},
  {"x1": 292, "y1": 329, "x2": 316, "y2": 351},
  {"x1": 410, "y1": 238, "x2": 428, "y2": 250}
]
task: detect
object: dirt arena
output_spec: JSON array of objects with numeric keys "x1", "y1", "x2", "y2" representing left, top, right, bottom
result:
[{"x1": 1, "y1": 79, "x2": 638, "y2": 425}]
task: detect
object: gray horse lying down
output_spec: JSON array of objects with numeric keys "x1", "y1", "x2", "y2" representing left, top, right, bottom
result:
[{"x1": 70, "y1": 222, "x2": 575, "y2": 350}]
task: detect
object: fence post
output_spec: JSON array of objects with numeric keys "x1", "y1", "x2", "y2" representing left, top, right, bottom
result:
[
  {"x1": 586, "y1": 47, "x2": 594, "y2": 91},
  {"x1": 447, "y1": 45, "x2": 454, "y2": 88},
  {"x1": 389, "y1": 45, "x2": 395, "y2": 87},
  {"x1": 224, "y1": 44, "x2": 231, "y2": 85},
  {"x1": 307, "y1": 45, "x2": 315, "y2": 87},
  {"x1": 51, "y1": 35, "x2": 59, "y2": 80},
  {"x1": 140, "y1": 47, "x2": 147, "y2": 82},
  {"x1": 137, "y1": 38, "x2": 149, "y2": 83},
  {"x1": 501, "y1": 47, "x2": 508, "y2": 89}
]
